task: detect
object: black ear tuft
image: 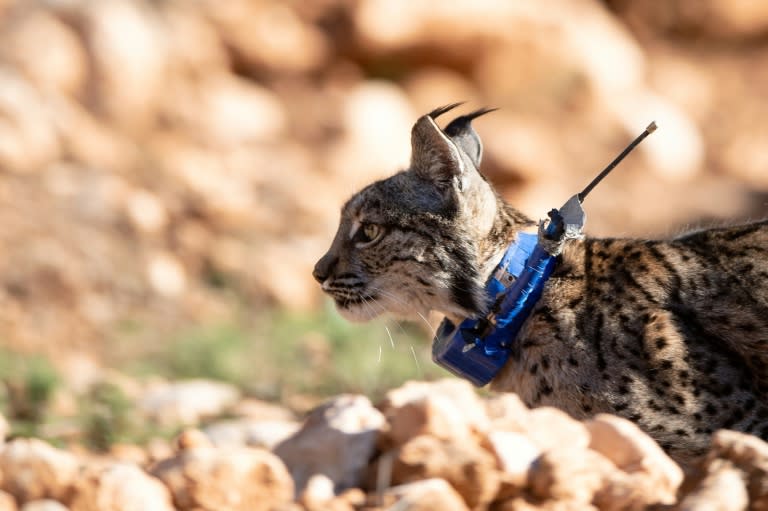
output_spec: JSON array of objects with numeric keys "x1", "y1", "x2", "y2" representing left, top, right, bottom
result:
[
  {"x1": 428, "y1": 102, "x2": 465, "y2": 120},
  {"x1": 444, "y1": 107, "x2": 497, "y2": 168}
]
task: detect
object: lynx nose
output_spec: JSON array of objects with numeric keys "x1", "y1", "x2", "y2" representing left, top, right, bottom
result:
[{"x1": 313, "y1": 253, "x2": 337, "y2": 284}]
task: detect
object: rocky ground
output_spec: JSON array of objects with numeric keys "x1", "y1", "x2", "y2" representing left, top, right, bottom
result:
[
  {"x1": 0, "y1": 377, "x2": 763, "y2": 511},
  {"x1": 0, "y1": 0, "x2": 768, "y2": 510}
]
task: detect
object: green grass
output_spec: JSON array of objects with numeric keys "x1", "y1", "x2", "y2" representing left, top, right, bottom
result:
[
  {"x1": 128, "y1": 301, "x2": 449, "y2": 404},
  {"x1": 0, "y1": 303, "x2": 452, "y2": 448}
]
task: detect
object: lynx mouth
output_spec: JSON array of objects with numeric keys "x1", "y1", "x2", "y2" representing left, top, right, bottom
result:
[
  {"x1": 334, "y1": 293, "x2": 379, "y2": 309},
  {"x1": 332, "y1": 293, "x2": 382, "y2": 321}
]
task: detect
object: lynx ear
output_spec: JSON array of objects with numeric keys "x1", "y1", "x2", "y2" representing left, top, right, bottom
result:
[
  {"x1": 444, "y1": 107, "x2": 497, "y2": 168},
  {"x1": 410, "y1": 103, "x2": 466, "y2": 187}
]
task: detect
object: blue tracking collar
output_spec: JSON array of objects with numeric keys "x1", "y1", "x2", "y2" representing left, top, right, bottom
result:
[
  {"x1": 431, "y1": 232, "x2": 557, "y2": 386},
  {"x1": 431, "y1": 194, "x2": 587, "y2": 387}
]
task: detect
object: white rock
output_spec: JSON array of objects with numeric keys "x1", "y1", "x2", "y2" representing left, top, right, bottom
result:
[
  {"x1": 382, "y1": 379, "x2": 489, "y2": 447},
  {"x1": 165, "y1": 73, "x2": 286, "y2": 147},
  {"x1": 151, "y1": 445, "x2": 294, "y2": 511},
  {"x1": 70, "y1": 463, "x2": 174, "y2": 511},
  {"x1": 0, "y1": 491, "x2": 16, "y2": 511},
  {"x1": 139, "y1": 379, "x2": 241, "y2": 426},
  {"x1": 586, "y1": 414, "x2": 683, "y2": 506},
  {"x1": 484, "y1": 430, "x2": 541, "y2": 485},
  {"x1": 145, "y1": 252, "x2": 187, "y2": 298},
  {"x1": 20, "y1": 501, "x2": 68, "y2": 511},
  {"x1": 326, "y1": 81, "x2": 414, "y2": 185},
  {"x1": 300, "y1": 474, "x2": 335, "y2": 510},
  {"x1": 0, "y1": 69, "x2": 60, "y2": 173},
  {"x1": 274, "y1": 394, "x2": 385, "y2": 493},
  {"x1": 0, "y1": 438, "x2": 80, "y2": 503},
  {"x1": 1, "y1": 9, "x2": 87, "y2": 96},
  {"x1": 125, "y1": 189, "x2": 168, "y2": 234},
  {"x1": 80, "y1": 0, "x2": 169, "y2": 131},
  {"x1": 203, "y1": 419, "x2": 300, "y2": 450},
  {"x1": 383, "y1": 478, "x2": 469, "y2": 511}
]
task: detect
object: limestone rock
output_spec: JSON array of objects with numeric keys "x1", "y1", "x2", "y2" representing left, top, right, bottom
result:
[
  {"x1": 389, "y1": 434, "x2": 500, "y2": 510},
  {"x1": 677, "y1": 459, "x2": 748, "y2": 511},
  {"x1": 274, "y1": 394, "x2": 385, "y2": 494},
  {"x1": 0, "y1": 9, "x2": 87, "y2": 96},
  {"x1": 164, "y1": 73, "x2": 287, "y2": 147},
  {"x1": 0, "y1": 439, "x2": 79, "y2": 503},
  {"x1": 203, "y1": 0, "x2": 329, "y2": 74},
  {"x1": 0, "y1": 491, "x2": 17, "y2": 511},
  {"x1": 79, "y1": 0, "x2": 169, "y2": 131},
  {"x1": 586, "y1": 414, "x2": 683, "y2": 506},
  {"x1": 20, "y1": 501, "x2": 67, "y2": 511},
  {"x1": 482, "y1": 431, "x2": 540, "y2": 488},
  {"x1": 528, "y1": 446, "x2": 615, "y2": 505},
  {"x1": 326, "y1": 81, "x2": 414, "y2": 183},
  {"x1": 381, "y1": 379, "x2": 489, "y2": 448},
  {"x1": 513, "y1": 407, "x2": 591, "y2": 453},
  {"x1": 382, "y1": 478, "x2": 469, "y2": 511},
  {"x1": 70, "y1": 463, "x2": 173, "y2": 511},
  {"x1": 151, "y1": 445, "x2": 294, "y2": 511},
  {"x1": 0, "y1": 69, "x2": 60, "y2": 173},
  {"x1": 203, "y1": 418, "x2": 300, "y2": 450},
  {"x1": 138, "y1": 379, "x2": 241, "y2": 426},
  {"x1": 299, "y1": 474, "x2": 335, "y2": 511},
  {"x1": 699, "y1": 429, "x2": 768, "y2": 509}
]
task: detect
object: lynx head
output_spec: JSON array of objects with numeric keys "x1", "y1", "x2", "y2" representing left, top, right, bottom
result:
[{"x1": 313, "y1": 104, "x2": 532, "y2": 322}]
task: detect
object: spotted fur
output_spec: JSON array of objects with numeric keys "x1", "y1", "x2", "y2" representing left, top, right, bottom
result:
[{"x1": 313, "y1": 104, "x2": 768, "y2": 464}]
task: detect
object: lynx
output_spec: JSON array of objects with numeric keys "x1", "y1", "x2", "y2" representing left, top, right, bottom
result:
[{"x1": 313, "y1": 104, "x2": 768, "y2": 463}]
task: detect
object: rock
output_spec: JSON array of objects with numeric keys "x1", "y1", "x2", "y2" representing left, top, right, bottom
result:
[
  {"x1": 528, "y1": 446, "x2": 615, "y2": 505},
  {"x1": 389, "y1": 434, "x2": 500, "y2": 510},
  {"x1": 203, "y1": 0, "x2": 329, "y2": 74},
  {"x1": 108, "y1": 444, "x2": 148, "y2": 466},
  {"x1": 124, "y1": 189, "x2": 168, "y2": 235},
  {"x1": 484, "y1": 393, "x2": 530, "y2": 426},
  {"x1": 231, "y1": 398, "x2": 296, "y2": 421},
  {"x1": 0, "y1": 438, "x2": 79, "y2": 503},
  {"x1": 381, "y1": 379, "x2": 489, "y2": 448},
  {"x1": 0, "y1": 9, "x2": 87, "y2": 96},
  {"x1": 159, "y1": 2, "x2": 230, "y2": 76},
  {"x1": 138, "y1": 379, "x2": 241, "y2": 426},
  {"x1": 586, "y1": 414, "x2": 683, "y2": 506},
  {"x1": 145, "y1": 251, "x2": 187, "y2": 298},
  {"x1": 274, "y1": 394, "x2": 385, "y2": 494},
  {"x1": 382, "y1": 478, "x2": 469, "y2": 511},
  {"x1": 174, "y1": 428, "x2": 213, "y2": 450},
  {"x1": 0, "y1": 69, "x2": 60, "y2": 173},
  {"x1": 151, "y1": 445, "x2": 294, "y2": 511},
  {"x1": 20, "y1": 501, "x2": 67, "y2": 511},
  {"x1": 0, "y1": 491, "x2": 17, "y2": 511},
  {"x1": 677, "y1": 459, "x2": 748, "y2": 511},
  {"x1": 513, "y1": 407, "x2": 590, "y2": 453},
  {"x1": 299, "y1": 474, "x2": 335, "y2": 511},
  {"x1": 70, "y1": 463, "x2": 173, "y2": 511},
  {"x1": 203, "y1": 419, "x2": 300, "y2": 450},
  {"x1": 699, "y1": 429, "x2": 768, "y2": 508},
  {"x1": 481, "y1": 431, "x2": 540, "y2": 488},
  {"x1": 79, "y1": 0, "x2": 169, "y2": 131},
  {"x1": 46, "y1": 97, "x2": 138, "y2": 173},
  {"x1": 326, "y1": 81, "x2": 414, "y2": 184},
  {"x1": 164, "y1": 73, "x2": 287, "y2": 147}
]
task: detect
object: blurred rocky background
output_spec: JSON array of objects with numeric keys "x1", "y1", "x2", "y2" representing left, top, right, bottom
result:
[{"x1": 0, "y1": 0, "x2": 767, "y2": 509}]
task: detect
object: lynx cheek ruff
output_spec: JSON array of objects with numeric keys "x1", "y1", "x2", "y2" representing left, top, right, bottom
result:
[{"x1": 432, "y1": 122, "x2": 657, "y2": 386}]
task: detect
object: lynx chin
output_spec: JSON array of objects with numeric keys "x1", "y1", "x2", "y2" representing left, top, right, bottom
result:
[{"x1": 313, "y1": 103, "x2": 768, "y2": 464}]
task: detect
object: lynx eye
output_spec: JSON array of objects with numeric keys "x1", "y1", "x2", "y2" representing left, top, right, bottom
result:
[{"x1": 355, "y1": 223, "x2": 383, "y2": 245}]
